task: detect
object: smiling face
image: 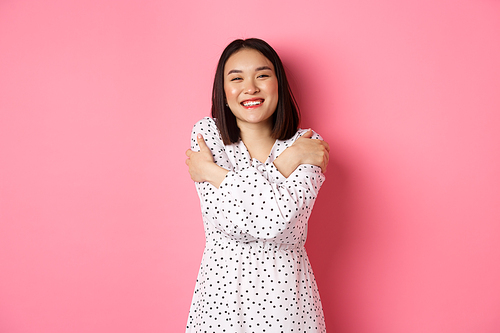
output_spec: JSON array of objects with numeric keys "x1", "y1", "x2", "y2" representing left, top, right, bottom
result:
[{"x1": 224, "y1": 48, "x2": 279, "y2": 131}]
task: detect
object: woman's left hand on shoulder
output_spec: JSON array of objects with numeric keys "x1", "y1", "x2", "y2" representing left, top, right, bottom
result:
[
  {"x1": 292, "y1": 129, "x2": 330, "y2": 173},
  {"x1": 274, "y1": 129, "x2": 330, "y2": 177}
]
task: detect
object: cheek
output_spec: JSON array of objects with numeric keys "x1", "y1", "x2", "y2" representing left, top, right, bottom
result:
[
  {"x1": 267, "y1": 77, "x2": 278, "y2": 92},
  {"x1": 268, "y1": 80, "x2": 279, "y2": 102},
  {"x1": 224, "y1": 85, "x2": 237, "y2": 102}
]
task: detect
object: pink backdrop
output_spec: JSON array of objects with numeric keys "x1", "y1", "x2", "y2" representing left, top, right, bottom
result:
[{"x1": 1, "y1": 0, "x2": 499, "y2": 332}]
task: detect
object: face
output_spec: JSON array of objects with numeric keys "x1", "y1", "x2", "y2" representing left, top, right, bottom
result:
[{"x1": 224, "y1": 48, "x2": 279, "y2": 130}]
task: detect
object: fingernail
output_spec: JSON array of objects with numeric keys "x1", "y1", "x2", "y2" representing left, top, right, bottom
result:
[{"x1": 197, "y1": 133, "x2": 202, "y2": 139}]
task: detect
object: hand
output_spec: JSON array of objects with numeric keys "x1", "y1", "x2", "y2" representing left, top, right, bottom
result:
[
  {"x1": 185, "y1": 134, "x2": 228, "y2": 187},
  {"x1": 273, "y1": 129, "x2": 330, "y2": 177},
  {"x1": 291, "y1": 129, "x2": 330, "y2": 173}
]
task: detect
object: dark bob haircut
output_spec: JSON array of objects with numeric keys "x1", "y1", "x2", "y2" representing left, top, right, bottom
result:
[{"x1": 211, "y1": 38, "x2": 300, "y2": 145}]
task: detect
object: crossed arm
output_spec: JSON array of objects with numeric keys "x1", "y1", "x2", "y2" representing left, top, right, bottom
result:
[{"x1": 185, "y1": 129, "x2": 330, "y2": 188}]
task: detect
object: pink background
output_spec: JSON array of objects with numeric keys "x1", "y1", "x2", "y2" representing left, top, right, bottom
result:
[{"x1": 1, "y1": 0, "x2": 500, "y2": 332}]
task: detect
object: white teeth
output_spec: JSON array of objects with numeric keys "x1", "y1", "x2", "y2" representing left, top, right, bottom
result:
[{"x1": 242, "y1": 100, "x2": 262, "y2": 106}]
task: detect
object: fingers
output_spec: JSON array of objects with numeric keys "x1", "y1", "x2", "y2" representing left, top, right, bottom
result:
[
  {"x1": 305, "y1": 129, "x2": 330, "y2": 152},
  {"x1": 322, "y1": 146, "x2": 330, "y2": 173},
  {"x1": 319, "y1": 154, "x2": 328, "y2": 174},
  {"x1": 197, "y1": 133, "x2": 208, "y2": 151},
  {"x1": 301, "y1": 129, "x2": 313, "y2": 138},
  {"x1": 323, "y1": 140, "x2": 330, "y2": 153},
  {"x1": 323, "y1": 152, "x2": 329, "y2": 173}
]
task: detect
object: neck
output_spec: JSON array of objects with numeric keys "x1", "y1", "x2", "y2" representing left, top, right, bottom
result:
[
  {"x1": 238, "y1": 120, "x2": 273, "y2": 144},
  {"x1": 237, "y1": 120, "x2": 276, "y2": 162}
]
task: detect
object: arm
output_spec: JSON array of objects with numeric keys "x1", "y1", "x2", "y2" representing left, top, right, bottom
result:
[
  {"x1": 215, "y1": 129, "x2": 328, "y2": 243},
  {"x1": 273, "y1": 129, "x2": 330, "y2": 177},
  {"x1": 186, "y1": 124, "x2": 329, "y2": 186},
  {"x1": 216, "y1": 162, "x2": 325, "y2": 244},
  {"x1": 185, "y1": 133, "x2": 228, "y2": 188},
  {"x1": 186, "y1": 118, "x2": 327, "y2": 244}
]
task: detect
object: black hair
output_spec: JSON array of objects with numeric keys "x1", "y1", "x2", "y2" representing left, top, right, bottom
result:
[{"x1": 211, "y1": 38, "x2": 300, "y2": 145}]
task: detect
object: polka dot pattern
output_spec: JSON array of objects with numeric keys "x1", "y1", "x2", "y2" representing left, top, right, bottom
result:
[{"x1": 186, "y1": 117, "x2": 326, "y2": 332}]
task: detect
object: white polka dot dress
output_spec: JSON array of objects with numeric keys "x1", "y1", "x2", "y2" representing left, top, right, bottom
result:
[{"x1": 186, "y1": 117, "x2": 327, "y2": 333}]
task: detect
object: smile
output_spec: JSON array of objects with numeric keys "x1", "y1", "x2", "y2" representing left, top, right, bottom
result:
[{"x1": 241, "y1": 99, "x2": 264, "y2": 107}]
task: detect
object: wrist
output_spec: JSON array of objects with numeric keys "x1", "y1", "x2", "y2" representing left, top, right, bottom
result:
[
  {"x1": 205, "y1": 163, "x2": 228, "y2": 188},
  {"x1": 273, "y1": 147, "x2": 301, "y2": 178}
]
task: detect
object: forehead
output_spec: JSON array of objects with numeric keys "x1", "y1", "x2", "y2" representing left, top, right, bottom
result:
[{"x1": 224, "y1": 49, "x2": 274, "y2": 73}]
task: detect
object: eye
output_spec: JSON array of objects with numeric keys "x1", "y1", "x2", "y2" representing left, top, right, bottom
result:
[
  {"x1": 230, "y1": 77, "x2": 242, "y2": 82},
  {"x1": 257, "y1": 74, "x2": 270, "y2": 78}
]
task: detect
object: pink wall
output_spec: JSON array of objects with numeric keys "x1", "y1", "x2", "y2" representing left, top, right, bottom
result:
[{"x1": 1, "y1": 0, "x2": 499, "y2": 332}]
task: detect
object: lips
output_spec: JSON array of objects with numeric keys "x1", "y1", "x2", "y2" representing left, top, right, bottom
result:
[{"x1": 241, "y1": 99, "x2": 264, "y2": 107}]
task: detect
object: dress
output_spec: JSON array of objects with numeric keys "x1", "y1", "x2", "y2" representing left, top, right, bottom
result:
[{"x1": 186, "y1": 117, "x2": 326, "y2": 333}]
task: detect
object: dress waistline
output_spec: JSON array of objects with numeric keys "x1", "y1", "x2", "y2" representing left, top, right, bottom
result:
[{"x1": 206, "y1": 235, "x2": 305, "y2": 252}]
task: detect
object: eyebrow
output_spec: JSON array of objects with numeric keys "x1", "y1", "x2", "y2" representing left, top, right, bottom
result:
[{"x1": 227, "y1": 66, "x2": 273, "y2": 75}]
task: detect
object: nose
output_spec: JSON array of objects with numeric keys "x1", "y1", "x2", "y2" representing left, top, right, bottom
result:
[{"x1": 244, "y1": 79, "x2": 260, "y2": 94}]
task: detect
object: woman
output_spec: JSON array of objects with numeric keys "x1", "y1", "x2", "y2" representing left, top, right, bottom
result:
[{"x1": 185, "y1": 38, "x2": 329, "y2": 332}]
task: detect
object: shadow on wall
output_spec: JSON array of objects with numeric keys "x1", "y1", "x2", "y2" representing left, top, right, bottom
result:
[
  {"x1": 307, "y1": 153, "x2": 357, "y2": 333},
  {"x1": 281, "y1": 40, "x2": 360, "y2": 332}
]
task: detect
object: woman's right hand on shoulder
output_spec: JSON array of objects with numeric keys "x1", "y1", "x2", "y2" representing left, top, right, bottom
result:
[
  {"x1": 185, "y1": 134, "x2": 228, "y2": 187},
  {"x1": 274, "y1": 129, "x2": 330, "y2": 177}
]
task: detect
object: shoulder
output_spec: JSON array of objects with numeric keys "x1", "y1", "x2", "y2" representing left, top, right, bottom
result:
[
  {"x1": 191, "y1": 117, "x2": 224, "y2": 150},
  {"x1": 274, "y1": 128, "x2": 323, "y2": 155},
  {"x1": 192, "y1": 117, "x2": 218, "y2": 133},
  {"x1": 191, "y1": 117, "x2": 222, "y2": 139}
]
